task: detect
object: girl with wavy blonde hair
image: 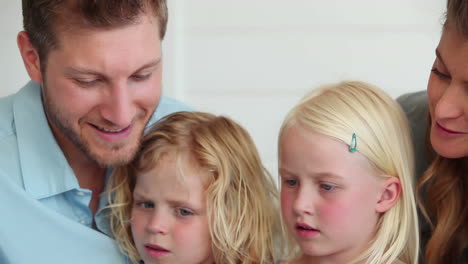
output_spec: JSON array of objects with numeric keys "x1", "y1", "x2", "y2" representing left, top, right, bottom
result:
[
  {"x1": 278, "y1": 81, "x2": 419, "y2": 264},
  {"x1": 106, "y1": 111, "x2": 281, "y2": 264}
]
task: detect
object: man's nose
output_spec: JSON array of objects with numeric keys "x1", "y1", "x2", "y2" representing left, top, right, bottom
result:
[{"x1": 100, "y1": 82, "x2": 135, "y2": 128}]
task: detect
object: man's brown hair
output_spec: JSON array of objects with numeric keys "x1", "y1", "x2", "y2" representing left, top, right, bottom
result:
[{"x1": 22, "y1": 0, "x2": 167, "y2": 68}]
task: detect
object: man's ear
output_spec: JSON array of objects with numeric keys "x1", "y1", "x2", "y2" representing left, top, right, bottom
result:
[
  {"x1": 375, "y1": 176, "x2": 401, "y2": 213},
  {"x1": 17, "y1": 31, "x2": 43, "y2": 83}
]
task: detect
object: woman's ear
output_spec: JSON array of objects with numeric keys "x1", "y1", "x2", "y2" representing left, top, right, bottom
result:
[
  {"x1": 375, "y1": 176, "x2": 401, "y2": 213},
  {"x1": 17, "y1": 31, "x2": 43, "y2": 83}
]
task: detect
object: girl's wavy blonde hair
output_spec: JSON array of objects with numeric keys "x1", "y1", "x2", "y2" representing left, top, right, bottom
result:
[
  {"x1": 417, "y1": 0, "x2": 468, "y2": 263},
  {"x1": 278, "y1": 81, "x2": 419, "y2": 264},
  {"x1": 106, "y1": 111, "x2": 281, "y2": 264}
]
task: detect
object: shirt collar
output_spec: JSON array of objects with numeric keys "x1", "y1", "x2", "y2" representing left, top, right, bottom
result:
[
  {"x1": 95, "y1": 168, "x2": 115, "y2": 237},
  {"x1": 13, "y1": 81, "x2": 79, "y2": 199}
]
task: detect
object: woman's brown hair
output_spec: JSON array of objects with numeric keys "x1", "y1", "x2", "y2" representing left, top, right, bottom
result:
[
  {"x1": 417, "y1": 2, "x2": 468, "y2": 262},
  {"x1": 418, "y1": 117, "x2": 468, "y2": 263}
]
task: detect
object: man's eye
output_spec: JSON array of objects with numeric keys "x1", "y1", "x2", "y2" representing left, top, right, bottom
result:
[
  {"x1": 131, "y1": 74, "x2": 151, "y2": 81},
  {"x1": 75, "y1": 79, "x2": 99, "y2": 86}
]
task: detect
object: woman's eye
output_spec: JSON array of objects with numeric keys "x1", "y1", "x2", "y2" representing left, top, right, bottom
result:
[
  {"x1": 431, "y1": 68, "x2": 450, "y2": 80},
  {"x1": 178, "y1": 208, "x2": 193, "y2": 216}
]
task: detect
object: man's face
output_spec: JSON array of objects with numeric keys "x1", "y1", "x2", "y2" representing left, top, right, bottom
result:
[{"x1": 41, "y1": 15, "x2": 162, "y2": 167}]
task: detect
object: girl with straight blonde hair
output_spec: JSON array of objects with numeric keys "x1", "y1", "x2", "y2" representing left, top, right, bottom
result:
[
  {"x1": 278, "y1": 81, "x2": 419, "y2": 264},
  {"x1": 106, "y1": 111, "x2": 281, "y2": 264}
]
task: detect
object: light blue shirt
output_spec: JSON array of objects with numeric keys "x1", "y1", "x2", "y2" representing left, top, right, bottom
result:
[{"x1": 0, "y1": 81, "x2": 191, "y2": 264}]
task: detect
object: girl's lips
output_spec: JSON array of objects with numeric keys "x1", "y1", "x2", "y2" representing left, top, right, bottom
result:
[
  {"x1": 144, "y1": 243, "x2": 171, "y2": 258},
  {"x1": 295, "y1": 222, "x2": 320, "y2": 239},
  {"x1": 296, "y1": 222, "x2": 317, "y2": 230}
]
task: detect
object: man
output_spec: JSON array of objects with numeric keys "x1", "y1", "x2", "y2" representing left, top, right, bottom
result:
[{"x1": 0, "y1": 1, "x2": 190, "y2": 263}]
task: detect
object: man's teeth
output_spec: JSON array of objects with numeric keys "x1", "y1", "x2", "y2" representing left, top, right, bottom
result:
[{"x1": 99, "y1": 127, "x2": 124, "y2": 133}]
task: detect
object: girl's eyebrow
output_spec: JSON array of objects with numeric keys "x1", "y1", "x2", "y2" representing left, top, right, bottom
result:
[
  {"x1": 132, "y1": 190, "x2": 148, "y2": 200},
  {"x1": 167, "y1": 199, "x2": 189, "y2": 207},
  {"x1": 168, "y1": 199, "x2": 204, "y2": 212},
  {"x1": 279, "y1": 168, "x2": 344, "y2": 181},
  {"x1": 313, "y1": 172, "x2": 344, "y2": 181},
  {"x1": 278, "y1": 168, "x2": 296, "y2": 177}
]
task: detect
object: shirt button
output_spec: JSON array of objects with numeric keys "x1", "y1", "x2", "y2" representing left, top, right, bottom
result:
[
  {"x1": 79, "y1": 220, "x2": 86, "y2": 225},
  {"x1": 76, "y1": 191, "x2": 85, "y2": 196}
]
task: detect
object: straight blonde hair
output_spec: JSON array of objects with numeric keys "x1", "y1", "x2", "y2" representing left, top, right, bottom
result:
[
  {"x1": 279, "y1": 81, "x2": 419, "y2": 264},
  {"x1": 106, "y1": 111, "x2": 281, "y2": 264}
]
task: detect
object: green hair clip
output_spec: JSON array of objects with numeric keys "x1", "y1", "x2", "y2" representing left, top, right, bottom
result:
[{"x1": 349, "y1": 133, "x2": 357, "y2": 153}]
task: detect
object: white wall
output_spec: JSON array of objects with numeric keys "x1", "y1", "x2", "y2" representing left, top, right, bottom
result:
[
  {"x1": 1, "y1": 1, "x2": 29, "y2": 94},
  {"x1": 0, "y1": 1, "x2": 445, "y2": 176}
]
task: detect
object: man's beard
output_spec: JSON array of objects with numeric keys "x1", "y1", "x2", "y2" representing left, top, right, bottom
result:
[{"x1": 41, "y1": 84, "x2": 150, "y2": 168}]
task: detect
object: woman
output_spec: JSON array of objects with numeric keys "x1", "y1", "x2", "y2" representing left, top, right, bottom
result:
[{"x1": 398, "y1": 0, "x2": 468, "y2": 263}]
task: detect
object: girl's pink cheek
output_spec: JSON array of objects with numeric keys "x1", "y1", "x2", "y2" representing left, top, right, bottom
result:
[
  {"x1": 317, "y1": 200, "x2": 353, "y2": 227},
  {"x1": 280, "y1": 192, "x2": 296, "y2": 221},
  {"x1": 280, "y1": 192, "x2": 292, "y2": 208}
]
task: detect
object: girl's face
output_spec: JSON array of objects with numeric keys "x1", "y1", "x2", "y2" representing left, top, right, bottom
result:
[
  {"x1": 279, "y1": 125, "x2": 384, "y2": 263},
  {"x1": 427, "y1": 27, "x2": 468, "y2": 158},
  {"x1": 131, "y1": 153, "x2": 214, "y2": 264}
]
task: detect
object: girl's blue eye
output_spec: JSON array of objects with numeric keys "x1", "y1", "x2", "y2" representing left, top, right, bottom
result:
[
  {"x1": 285, "y1": 179, "x2": 298, "y2": 186},
  {"x1": 139, "y1": 201, "x2": 154, "y2": 209},
  {"x1": 178, "y1": 208, "x2": 193, "y2": 216},
  {"x1": 320, "y1": 184, "x2": 335, "y2": 191}
]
